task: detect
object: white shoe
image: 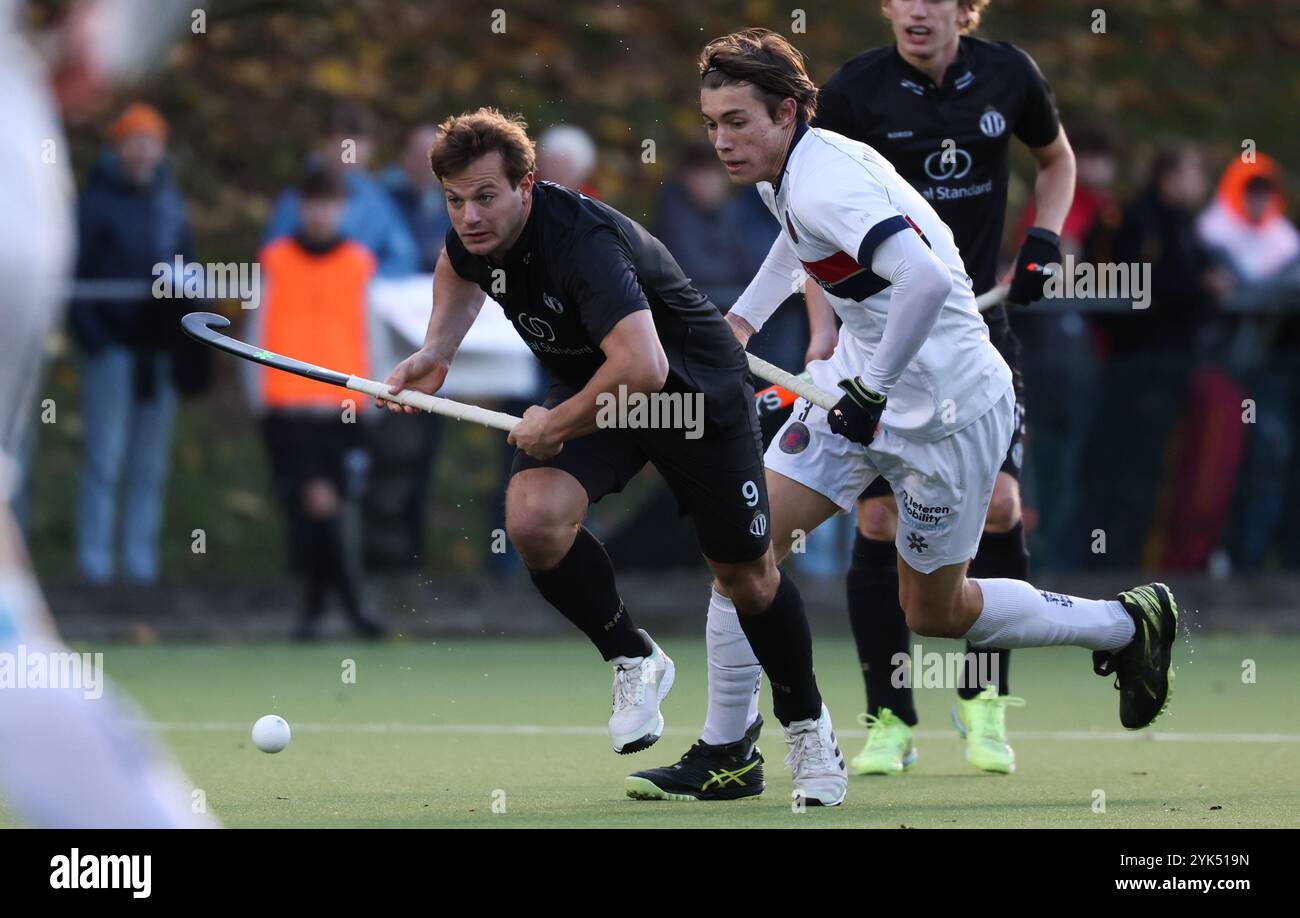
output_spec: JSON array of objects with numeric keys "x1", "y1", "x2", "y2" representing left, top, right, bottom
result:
[
  {"x1": 609, "y1": 630, "x2": 675, "y2": 754},
  {"x1": 783, "y1": 703, "x2": 847, "y2": 806}
]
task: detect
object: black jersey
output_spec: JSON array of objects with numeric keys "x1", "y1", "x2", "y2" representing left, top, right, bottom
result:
[
  {"x1": 813, "y1": 36, "x2": 1060, "y2": 345},
  {"x1": 445, "y1": 181, "x2": 748, "y2": 427}
]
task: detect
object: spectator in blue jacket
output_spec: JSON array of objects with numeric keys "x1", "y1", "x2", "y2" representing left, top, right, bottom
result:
[
  {"x1": 71, "y1": 103, "x2": 191, "y2": 584},
  {"x1": 652, "y1": 141, "x2": 804, "y2": 371},
  {"x1": 382, "y1": 124, "x2": 451, "y2": 273},
  {"x1": 264, "y1": 101, "x2": 417, "y2": 277}
]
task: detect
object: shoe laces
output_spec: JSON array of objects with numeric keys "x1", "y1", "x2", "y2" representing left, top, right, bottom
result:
[
  {"x1": 784, "y1": 722, "x2": 834, "y2": 775},
  {"x1": 612, "y1": 659, "x2": 650, "y2": 713},
  {"x1": 679, "y1": 741, "x2": 708, "y2": 764},
  {"x1": 858, "y1": 708, "x2": 904, "y2": 750},
  {"x1": 968, "y1": 689, "x2": 1024, "y2": 743},
  {"x1": 680, "y1": 739, "x2": 737, "y2": 767}
]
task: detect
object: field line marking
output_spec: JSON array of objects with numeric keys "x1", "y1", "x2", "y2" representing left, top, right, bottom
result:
[{"x1": 135, "y1": 721, "x2": 1300, "y2": 744}]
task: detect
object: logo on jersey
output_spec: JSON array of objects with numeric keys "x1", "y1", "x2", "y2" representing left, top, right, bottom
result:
[
  {"x1": 515, "y1": 314, "x2": 556, "y2": 341},
  {"x1": 784, "y1": 211, "x2": 799, "y2": 244},
  {"x1": 906, "y1": 533, "x2": 928, "y2": 554},
  {"x1": 749, "y1": 512, "x2": 768, "y2": 538},
  {"x1": 980, "y1": 110, "x2": 1007, "y2": 138},
  {"x1": 779, "y1": 421, "x2": 811, "y2": 454},
  {"x1": 542, "y1": 292, "x2": 565, "y2": 314},
  {"x1": 924, "y1": 146, "x2": 973, "y2": 181}
]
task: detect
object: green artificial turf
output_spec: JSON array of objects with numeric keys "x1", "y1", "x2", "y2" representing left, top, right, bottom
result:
[{"x1": 2, "y1": 633, "x2": 1297, "y2": 828}]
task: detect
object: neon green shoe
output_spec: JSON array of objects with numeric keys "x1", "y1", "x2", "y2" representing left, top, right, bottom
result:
[
  {"x1": 951, "y1": 685, "x2": 1025, "y2": 774},
  {"x1": 849, "y1": 708, "x2": 917, "y2": 775}
]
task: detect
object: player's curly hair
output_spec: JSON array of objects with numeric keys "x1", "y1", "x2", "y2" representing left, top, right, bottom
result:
[
  {"x1": 881, "y1": 0, "x2": 991, "y2": 34},
  {"x1": 429, "y1": 107, "x2": 537, "y2": 188},
  {"x1": 698, "y1": 28, "x2": 819, "y2": 125}
]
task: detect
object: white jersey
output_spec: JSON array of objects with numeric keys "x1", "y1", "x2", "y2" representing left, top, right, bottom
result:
[{"x1": 732, "y1": 125, "x2": 1011, "y2": 441}]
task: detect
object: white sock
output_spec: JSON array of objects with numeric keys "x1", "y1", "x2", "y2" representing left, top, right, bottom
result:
[
  {"x1": 965, "y1": 578, "x2": 1135, "y2": 652},
  {"x1": 701, "y1": 588, "x2": 761, "y2": 746}
]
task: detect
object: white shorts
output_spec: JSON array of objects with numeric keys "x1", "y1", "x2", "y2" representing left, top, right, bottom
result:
[{"x1": 765, "y1": 355, "x2": 1015, "y2": 575}]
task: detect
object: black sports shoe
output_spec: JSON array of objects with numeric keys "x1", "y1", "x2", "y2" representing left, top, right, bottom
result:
[
  {"x1": 625, "y1": 716, "x2": 765, "y2": 801},
  {"x1": 1093, "y1": 583, "x2": 1179, "y2": 729}
]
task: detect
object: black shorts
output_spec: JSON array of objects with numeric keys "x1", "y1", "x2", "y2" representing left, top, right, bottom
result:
[
  {"x1": 859, "y1": 361, "x2": 1027, "y2": 502},
  {"x1": 511, "y1": 384, "x2": 771, "y2": 564},
  {"x1": 260, "y1": 413, "x2": 364, "y2": 496}
]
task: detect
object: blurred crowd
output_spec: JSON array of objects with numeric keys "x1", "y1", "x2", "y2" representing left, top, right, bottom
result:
[{"x1": 22, "y1": 98, "x2": 1300, "y2": 635}]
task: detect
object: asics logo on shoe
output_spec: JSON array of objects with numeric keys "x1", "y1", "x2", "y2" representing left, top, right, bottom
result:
[{"x1": 702, "y1": 759, "x2": 761, "y2": 791}]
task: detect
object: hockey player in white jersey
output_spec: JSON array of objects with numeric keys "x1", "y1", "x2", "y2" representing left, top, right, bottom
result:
[{"x1": 628, "y1": 28, "x2": 1178, "y2": 803}]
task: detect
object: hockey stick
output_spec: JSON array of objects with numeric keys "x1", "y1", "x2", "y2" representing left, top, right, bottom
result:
[
  {"x1": 977, "y1": 284, "x2": 1010, "y2": 313},
  {"x1": 747, "y1": 284, "x2": 1012, "y2": 411},
  {"x1": 181, "y1": 312, "x2": 522, "y2": 432}
]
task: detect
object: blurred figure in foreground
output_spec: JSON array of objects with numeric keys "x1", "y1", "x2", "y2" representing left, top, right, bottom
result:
[
  {"x1": 250, "y1": 170, "x2": 386, "y2": 639},
  {"x1": 71, "y1": 102, "x2": 191, "y2": 585},
  {"x1": 0, "y1": 0, "x2": 213, "y2": 828}
]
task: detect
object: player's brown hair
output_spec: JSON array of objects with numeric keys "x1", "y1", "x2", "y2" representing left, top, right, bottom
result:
[
  {"x1": 428, "y1": 107, "x2": 537, "y2": 188},
  {"x1": 698, "y1": 28, "x2": 819, "y2": 124},
  {"x1": 881, "y1": 0, "x2": 991, "y2": 35}
]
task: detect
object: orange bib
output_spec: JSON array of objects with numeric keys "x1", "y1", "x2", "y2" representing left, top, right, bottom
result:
[{"x1": 257, "y1": 237, "x2": 375, "y2": 410}]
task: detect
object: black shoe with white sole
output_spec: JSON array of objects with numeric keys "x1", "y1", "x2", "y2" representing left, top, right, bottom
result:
[{"x1": 625, "y1": 716, "x2": 765, "y2": 801}]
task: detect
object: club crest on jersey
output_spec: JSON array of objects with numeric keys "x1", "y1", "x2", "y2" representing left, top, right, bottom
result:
[
  {"x1": 749, "y1": 512, "x2": 768, "y2": 538},
  {"x1": 785, "y1": 211, "x2": 799, "y2": 244},
  {"x1": 543, "y1": 292, "x2": 565, "y2": 314},
  {"x1": 779, "y1": 421, "x2": 811, "y2": 454},
  {"x1": 980, "y1": 109, "x2": 1006, "y2": 138}
]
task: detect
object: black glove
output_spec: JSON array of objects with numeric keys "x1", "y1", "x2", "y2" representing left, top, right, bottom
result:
[
  {"x1": 828, "y1": 377, "x2": 886, "y2": 446},
  {"x1": 1007, "y1": 227, "x2": 1061, "y2": 306}
]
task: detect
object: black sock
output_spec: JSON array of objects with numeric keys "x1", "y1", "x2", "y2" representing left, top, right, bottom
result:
[
  {"x1": 310, "y1": 514, "x2": 352, "y2": 612},
  {"x1": 323, "y1": 513, "x2": 370, "y2": 627},
  {"x1": 846, "y1": 532, "x2": 918, "y2": 726},
  {"x1": 735, "y1": 569, "x2": 821, "y2": 725},
  {"x1": 303, "y1": 517, "x2": 335, "y2": 624},
  {"x1": 528, "y1": 527, "x2": 649, "y2": 661},
  {"x1": 959, "y1": 521, "x2": 1028, "y2": 699}
]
